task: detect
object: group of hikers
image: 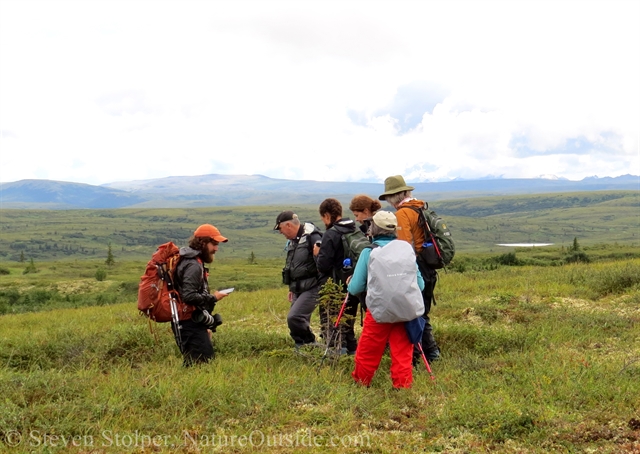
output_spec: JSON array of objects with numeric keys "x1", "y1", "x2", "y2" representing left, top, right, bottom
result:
[{"x1": 168, "y1": 175, "x2": 444, "y2": 389}]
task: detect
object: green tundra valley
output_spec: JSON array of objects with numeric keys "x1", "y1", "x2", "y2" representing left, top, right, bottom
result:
[{"x1": 0, "y1": 190, "x2": 638, "y2": 453}]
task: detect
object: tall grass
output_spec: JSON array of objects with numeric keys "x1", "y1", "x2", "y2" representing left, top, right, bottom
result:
[
  {"x1": 0, "y1": 258, "x2": 284, "y2": 315},
  {"x1": 1, "y1": 257, "x2": 639, "y2": 452}
]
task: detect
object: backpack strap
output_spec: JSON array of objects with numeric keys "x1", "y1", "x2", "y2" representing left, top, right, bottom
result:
[
  {"x1": 400, "y1": 204, "x2": 431, "y2": 233},
  {"x1": 400, "y1": 205, "x2": 431, "y2": 247},
  {"x1": 340, "y1": 233, "x2": 350, "y2": 260},
  {"x1": 304, "y1": 224, "x2": 321, "y2": 254},
  {"x1": 196, "y1": 256, "x2": 209, "y2": 281},
  {"x1": 400, "y1": 205, "x2": 444, "y2": 261},
  {"x1": 161, "y1": 253, "x2": 183, "y2": 296},
  {"x1": 357, "y1": 242, "x2": 378, "y2": 325}
]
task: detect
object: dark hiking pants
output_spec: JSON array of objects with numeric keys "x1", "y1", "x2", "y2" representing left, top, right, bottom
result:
[
  {"x1": 173, "y1": 318, "x2": 214, "y2": 367},
  {"x1": 288, "y1": 286, "x2": 319, "y2": 345},
  {"x1": 415, "y1": 268, "x2": 439, "y2": 361}
]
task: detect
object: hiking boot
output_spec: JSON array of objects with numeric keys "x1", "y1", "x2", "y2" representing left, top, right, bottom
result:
[{"x1": 426, "y1": 347, "x2": 441, "y2": 362}]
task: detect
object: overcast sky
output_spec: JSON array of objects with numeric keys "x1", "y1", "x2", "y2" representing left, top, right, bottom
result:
[{"x1": 1, "y1": 0, "x2": 638, "y2": 186}]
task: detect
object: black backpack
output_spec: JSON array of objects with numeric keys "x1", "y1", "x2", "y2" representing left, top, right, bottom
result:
[{"x1": 402, "y1": 204, "x2": 455, "y2": 269}]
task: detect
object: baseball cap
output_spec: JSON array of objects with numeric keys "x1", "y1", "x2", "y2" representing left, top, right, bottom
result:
[
  {"x1": 372, "y1": 211, "x2": 397, "y2": 231},
  {"x1": 274, "y1": 211, "x2": 296, "y2": 230},
  {"x1": 193, "y1": 224, "x2": 228, "y2": 242}
]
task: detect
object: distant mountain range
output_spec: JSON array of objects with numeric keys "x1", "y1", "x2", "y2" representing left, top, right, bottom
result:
[{"x1": 0, "y1": 174, "x2": 638, "y2": 209}]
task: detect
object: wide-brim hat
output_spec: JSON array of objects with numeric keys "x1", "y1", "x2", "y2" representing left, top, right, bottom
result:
[{"x1": 378, "y1": 175, "x2": 415, "y2": 200}]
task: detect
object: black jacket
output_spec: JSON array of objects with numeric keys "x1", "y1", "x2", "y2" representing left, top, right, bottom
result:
[
  {"x1": 174, "y1": 246, "x2": 217, "y2": 313},
  {"x1": 358, "y1": 219, "x2": 372, "y2": 237},
  {"x1": 284, "y1": 222, "x2": 322, "y2": 294},
  {"x1": 316, "y1": 218, "x2": 357, "y2": 284}
]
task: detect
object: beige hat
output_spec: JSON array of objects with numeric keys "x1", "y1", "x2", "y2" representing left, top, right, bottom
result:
[
  {"x1": 378, "y1": 175, "x2": 415, "y2": 200},
  {"x1": 372, "y1": 211, "x2": 397, "y2": 231}
]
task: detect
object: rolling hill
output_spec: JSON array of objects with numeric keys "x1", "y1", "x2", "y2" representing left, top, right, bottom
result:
[
  {"x1": 0, "y1": 179, "x2": 146, "y2": 209},
  {"x1": 0, "y1": 174, "x2": 638, "y2": 209}
]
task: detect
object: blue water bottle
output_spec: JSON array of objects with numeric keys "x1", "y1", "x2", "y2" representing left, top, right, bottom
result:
[{"x1": 342, "y1": 258, "x2": 352, "y2": 270}]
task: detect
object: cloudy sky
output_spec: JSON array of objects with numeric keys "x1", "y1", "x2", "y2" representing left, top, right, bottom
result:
[{"x1": 1, "y1": 0, "x2": 638, "y2": 185}]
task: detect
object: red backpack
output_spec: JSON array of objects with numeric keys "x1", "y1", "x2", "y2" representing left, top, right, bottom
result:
[{"x1": 137, "y1": 242, "x2": 195, "y2": 323}]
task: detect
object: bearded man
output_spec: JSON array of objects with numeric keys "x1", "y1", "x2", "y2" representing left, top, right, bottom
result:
[{"x1": 173, "y1": 224, "x2": 230, "y2": 366}]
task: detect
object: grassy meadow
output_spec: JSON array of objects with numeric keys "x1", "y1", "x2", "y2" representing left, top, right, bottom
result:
[{"x1": 0, "y1": 192, "x2": 639, "y2": 452}]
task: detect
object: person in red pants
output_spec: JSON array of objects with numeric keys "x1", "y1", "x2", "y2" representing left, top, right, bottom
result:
[{"x1": 347, "y1": 211, "x2": 425, "y2": 389}]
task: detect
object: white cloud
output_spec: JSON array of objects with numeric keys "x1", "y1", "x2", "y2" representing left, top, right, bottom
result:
[{"x1": 1, "y1": 0, "x2": 638, "y2": 185}]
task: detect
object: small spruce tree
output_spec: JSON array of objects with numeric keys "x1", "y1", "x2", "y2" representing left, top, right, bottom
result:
[
  {"x1": 105, "y1": 242, "x2": 115, "y2": 266},
  {"x1": 571, "y1": 237, "x2": 580, "y2": 252},
  {"x1": 318, "y1": 278, "x2": 351, "y2": 360},
  {"x1": 23, "y1": 258, "x2": 37, "y2": 275}
]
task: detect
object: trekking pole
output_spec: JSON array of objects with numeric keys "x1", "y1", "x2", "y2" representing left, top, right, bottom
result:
[
  {"x1": 416, "y1": 343, "x2": 436, "y2": 381},
  {"x1": 319, "y1": 293, "x2": 350, "y2": 367},
  {"x1": 169, "y1": 292, "x2": 184, "y2": 354},
  {"x1": 160, "y1": 262, "x2": 184, "y2": 354}
]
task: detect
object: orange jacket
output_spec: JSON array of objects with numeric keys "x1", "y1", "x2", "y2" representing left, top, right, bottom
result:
[{"x1": 395, "y1": 198, "x2": 427, "y2": 253}]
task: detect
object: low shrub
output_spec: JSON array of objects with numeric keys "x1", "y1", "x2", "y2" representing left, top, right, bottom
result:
[
  {"x1": 95, "y1": 292, "x2": 118, "y2": 306},
  {"x1": 117, "y1": 281, "x2": 139, "y2": 294},
  {"x1": 493, "y1": 252, "x2": 522, "y2": 266},
  {"x1": 0, "y1": 289, "x2": 21, "y2": 306},
  {"x1": 23, "y1": 289, "x2": 55, "y2": 305},
  {"x1": 95, "y1": 268, "x2": 107, "y2": 281},
  {"x1": 565, "y1": 251, "x2": 590, "y2": 264}
]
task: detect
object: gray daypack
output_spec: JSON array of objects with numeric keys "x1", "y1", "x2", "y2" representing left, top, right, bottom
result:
[{"x1": 366, "y1": 239, "x2": 425, "y2": 323}]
